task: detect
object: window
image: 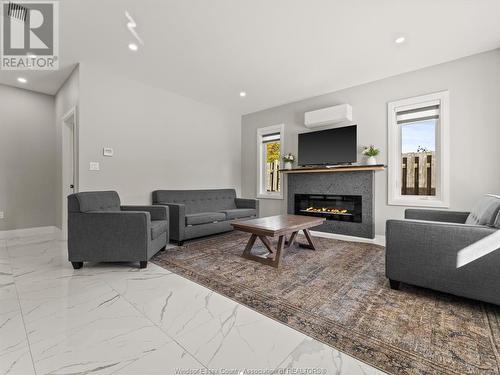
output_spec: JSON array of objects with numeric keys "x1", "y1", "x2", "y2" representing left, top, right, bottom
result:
[
  {"x1": 388, "y1": 91, "x2": 449, "y2": 207},
  {"x1": 257, "y1": 124, "x2": 284, "y2": 199}
]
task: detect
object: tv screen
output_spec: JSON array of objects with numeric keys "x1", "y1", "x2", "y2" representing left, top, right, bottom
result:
[{"x1": 298, "y1": 125, "x2": 357, "y2": 166}]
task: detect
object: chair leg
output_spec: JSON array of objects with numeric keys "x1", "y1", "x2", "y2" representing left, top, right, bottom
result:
[
  {"x1": 71, "y1": 262, "x2": 83, "y2": 270},
  {"x1": 139, "y1": 261, "x2": 148, "y2": 269},
  {"x1": 389, "y1": 279, "x2": 401, "y2": 290}
]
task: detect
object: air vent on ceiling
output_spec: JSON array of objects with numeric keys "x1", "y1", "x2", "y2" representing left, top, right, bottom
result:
[{"x1": 7, "y1": 2, "x2": 28, "y2": 22}]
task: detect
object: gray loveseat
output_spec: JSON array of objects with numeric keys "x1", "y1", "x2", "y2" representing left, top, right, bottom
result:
[
  {"x1": 152, "y1": 189, "x2": 258, "y2": 245},
  {"x1": 68, "y1": 191, "x2": 168, "y2": 269},
  {"x1": 386, "y1": 195, "x2": 500, "y2": 305}
]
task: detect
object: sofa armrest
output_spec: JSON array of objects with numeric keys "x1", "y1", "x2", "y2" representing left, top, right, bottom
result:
[
  {"x1": 68, "y1": 211, "x2": 150, "y2": 261},
  {"x1": 121, "y1": 205, "x2": 168, "y2": 221},
  {"x1": 156, "y1": 203, "x2": 186, "y2": 241},
  {"x1": 235, "y1": 198, "x2": 259, "y2": 211},
  {"x1": 386, "y1": 219, "x2": 500, "y2": 304},
  {"x1": 386, "y1": 219, "x2": 496, "y2": 275},
  {"x1": 405, "y1": 209, "x2": 470, "y2": 223}
]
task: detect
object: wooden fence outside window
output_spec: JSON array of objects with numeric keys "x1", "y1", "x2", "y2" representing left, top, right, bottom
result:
[
  {"x1": 401, "y1": 151, "x2": 436, "y2": 196},
  {"x1": 266, "y1": 160, "x2": 280, "y2": 192}
]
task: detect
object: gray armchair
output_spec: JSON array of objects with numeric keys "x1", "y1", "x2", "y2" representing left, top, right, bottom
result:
[
  {"x1": 68, "y1": 191, "x2": 169, "y2": 269},
  {"x1": 386, "y1": 195, "x2": 500, "y2": 306}
]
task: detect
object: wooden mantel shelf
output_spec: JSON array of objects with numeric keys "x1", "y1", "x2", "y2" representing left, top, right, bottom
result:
[{"x1": 279, "y1": 164, "x2": 386, "y2": 174}]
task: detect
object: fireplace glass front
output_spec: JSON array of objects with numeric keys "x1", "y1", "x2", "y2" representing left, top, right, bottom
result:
[{"x1": 295, "y1": 194, "x2": 362, "y2": 223}]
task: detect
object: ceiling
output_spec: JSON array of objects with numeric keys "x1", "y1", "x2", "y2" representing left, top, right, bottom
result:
[{"x1": 1, "y1": 0, "x2": 499, "y2": 114}]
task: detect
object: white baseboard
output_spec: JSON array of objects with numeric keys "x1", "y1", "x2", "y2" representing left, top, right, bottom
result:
[
  {"x1": 308, "y1": 230, "x2": 385, "y2": 246},
  {"x1": 0, "y1": 226, "x2": 61, "y2": 239}
]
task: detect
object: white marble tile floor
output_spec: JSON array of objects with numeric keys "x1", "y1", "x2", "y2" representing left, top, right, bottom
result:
[{"x1": 0, "y1": 233, "x2": 385, "y2": 375}]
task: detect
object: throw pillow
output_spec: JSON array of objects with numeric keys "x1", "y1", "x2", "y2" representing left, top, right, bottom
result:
[{"x1": 465, "y1": 194, "x2": 500, "y2": 226}]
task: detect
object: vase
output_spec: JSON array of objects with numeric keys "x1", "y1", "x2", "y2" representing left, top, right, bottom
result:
[
  {"x1": 366, "y1": 156, "x2": 377, "y2": 166},
  {"x1": 284, "y1": 161, "x2": 293, "y2": 170}
]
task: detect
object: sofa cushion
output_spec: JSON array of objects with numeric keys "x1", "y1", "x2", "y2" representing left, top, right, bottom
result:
[
  {"x1": 69, "y1": 191, "x2": 121, "y2": 213},
  {"x1": 151, "y1": 220, "x2": 168, "y2": 240},
  {"x1": 219, "y1": 208, "x2": 257, "y2": 220},
  {"x1": 465, "y1": 195, "x2": 500, "y2": 226},
  {"x1": 185, "y1": 212, "x2": 226, "y2": 226},
  {"x1": 153, "y1": 189, "x2": 237, "y2": 214}
]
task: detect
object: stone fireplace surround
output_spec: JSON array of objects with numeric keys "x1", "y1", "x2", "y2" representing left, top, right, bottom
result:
[{"x1": 286, "y1": 170, "x2": 375, "y2": 238}]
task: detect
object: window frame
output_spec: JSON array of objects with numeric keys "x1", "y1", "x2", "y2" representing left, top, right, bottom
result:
[
  {"x1": 256, "y1": 123, "x2": 285, "y2": 200},
  {"x1": 387, "y1": 91, "x2": 450, "y2": 208}
]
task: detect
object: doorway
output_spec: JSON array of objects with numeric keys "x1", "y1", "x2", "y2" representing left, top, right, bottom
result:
[{"x1": 61, "y1": 107, "x2": 78, "y2": 239}]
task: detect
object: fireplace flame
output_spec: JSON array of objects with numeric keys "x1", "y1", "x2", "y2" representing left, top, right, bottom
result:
[{"x1": 305, "y1": 207, "x2": 349, "y2": 214}]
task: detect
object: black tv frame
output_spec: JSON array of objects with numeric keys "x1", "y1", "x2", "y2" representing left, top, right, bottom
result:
[{"x1": 298, "y1": 125, "x2": 357, "y2": 167}]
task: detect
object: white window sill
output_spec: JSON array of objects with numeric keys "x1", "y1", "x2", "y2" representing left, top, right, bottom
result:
[
  {"x1": 257, "y1": 193, "x2": 283, "y2": 200},
  {"x1": 389, "y1": 196, "x2": 449, "y2": 208}
]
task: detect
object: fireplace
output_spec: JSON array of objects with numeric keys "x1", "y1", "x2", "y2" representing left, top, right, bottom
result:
[
  {"x1": 288, "y1": 171, "x2": 374, "y2": 238},
  {"x1": 295, "y1": 194, "x2": 362, "y2": 223}
]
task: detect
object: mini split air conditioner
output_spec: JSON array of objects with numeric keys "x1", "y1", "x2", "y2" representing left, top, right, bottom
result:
[{"x1": 304, "y1": 104, "x2": 352, "y2": 129}]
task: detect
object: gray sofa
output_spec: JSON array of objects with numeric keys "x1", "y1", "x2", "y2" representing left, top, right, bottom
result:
[
  {"x1": 386, "y1": 195, "x2": 500, "y2": 305},
  {"x1": 152, "y1": 189, "x2": 258, "y2": 245},
  {"x1": 68, "y1": 191, "x2": 168, "y2": 269}
]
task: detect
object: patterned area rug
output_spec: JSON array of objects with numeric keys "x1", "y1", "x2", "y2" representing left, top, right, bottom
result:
[{"x1": 152, "y1": 231, "x2": 500, "y2": 374}]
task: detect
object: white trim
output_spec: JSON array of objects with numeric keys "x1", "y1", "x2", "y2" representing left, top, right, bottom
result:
[
  {"x1": 395, "y1": 98, "x2": 440, "y2": 113},
  {"x1": 62, "y1": 106, "x2": 77, "y2": 122},
  {"x1": 307, "y1": 231, "x2": 385, "y2": 247},
  {"x1": 61, "y1": 106, "x2": 79, "y2": 240},
  {"x1": 256, "y1": 124, "x2": 285, "y2": 200},
  {"x1": 387, "y1": 91, "x2": 450, "y2": 208},
  {"x1": 0, "y1": 226, "x2": 61, "y2": 240}
]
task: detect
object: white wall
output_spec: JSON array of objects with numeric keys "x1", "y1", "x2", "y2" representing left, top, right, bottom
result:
[
  {"x1": 77, "y1": 63, "x2": 242, "y2": 204},
  {"x1": 55, "y1": 66, "x2": 79, "y2": 229},
  {"x1": 0, "y1": 85, "x2": 56, "y2": 230},
  {"x1": 241, "y1": 49, "x2": 500, "y2": 235}
]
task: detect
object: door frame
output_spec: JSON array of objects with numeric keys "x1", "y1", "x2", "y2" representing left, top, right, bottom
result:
[{"x1": 61, "y1": 106, "x2": 78, "y2": 238}]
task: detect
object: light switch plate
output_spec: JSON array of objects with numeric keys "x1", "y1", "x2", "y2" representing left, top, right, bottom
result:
[
  {"x1": 103, "y1": 147, "x2": 114, "y2": 157},
  {"x1": 0, "y1": 211, "x2": 4, "y2": 219},
  {"x1": 89, "y1": 162, "x2": 100, "y2": 171}
]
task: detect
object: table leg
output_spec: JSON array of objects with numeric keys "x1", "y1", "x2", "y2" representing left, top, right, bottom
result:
[
  {"x1": 285, "y1": 231, "x2": 298, "y2": 248},
  {"x1": 242, "y1": 234, "x2": 257, "y2": 256},
  {"x1": 258, "y1": 236, "x2": 274, "y2": 254},
  {"x1": 273, "y1": 235, "x2": 286, "y2": 268},
  {"x1": 241, "y1": 234, "x2": 286, "y2": 269},
  {"x1": 299, "y1": 229, "x2": 317, "y2": 250}
]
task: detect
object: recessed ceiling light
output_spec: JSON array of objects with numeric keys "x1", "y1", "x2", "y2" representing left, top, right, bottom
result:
[
  {"x1": 395, "y1": 36, "x2": 406, "y2": 44},
  {"x1": 17, "y1": 77, "x2": 27, "y2": 83},
  {"x1": 239, "y1": 91, "x2": 247, "y2": 97},
  {"x1": 128, "y1": 43, "x2": 138, "y2": 51}
]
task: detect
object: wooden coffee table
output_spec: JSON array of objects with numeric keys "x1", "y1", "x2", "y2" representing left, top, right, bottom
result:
[{"x1": 231, "y1": 214, "x2": 325, "y2": 268}]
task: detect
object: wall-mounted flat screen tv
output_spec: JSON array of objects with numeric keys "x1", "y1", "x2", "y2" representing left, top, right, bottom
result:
[{"x1": 298, "y1": 125, "x2": 357, "y2": 166}]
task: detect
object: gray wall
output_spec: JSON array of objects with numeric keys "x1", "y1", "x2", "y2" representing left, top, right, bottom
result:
[
  {"x1": 77, "y1": 63, "x2": 242, "y2": 205},
  {"x1": 55, "y1": 66, "x2": 79, "y2": 229},
  {"x1": 0, "y1": 85, "x2": 56, "y2": 230},
  {"x1": 241, "y1": 49, "x2": 500, "y2": 235}
]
